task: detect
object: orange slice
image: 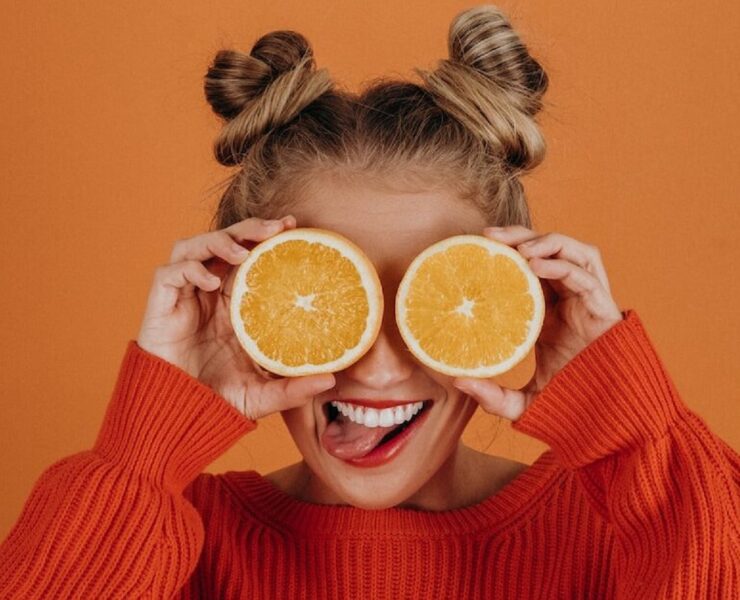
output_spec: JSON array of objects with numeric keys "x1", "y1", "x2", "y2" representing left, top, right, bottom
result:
[
  {"x1": 395, "y1": 235, "x2": 545, "y2": 380},
  {"x1": 230, "y1": 228, "x2": 383, "y2": 376}
]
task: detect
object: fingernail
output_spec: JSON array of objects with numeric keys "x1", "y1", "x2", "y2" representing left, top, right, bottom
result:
[{"x1": 232, "y1": 243, "x2": 249, "y2": 255}]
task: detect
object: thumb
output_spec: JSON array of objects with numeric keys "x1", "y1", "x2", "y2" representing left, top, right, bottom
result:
[
  {"x1": 452, "y1": 378, "x2": 531, "y2": 422},
  {"x1": 259, "y1": 373, "x2": 335, "y2": 416},
  {"x1": 244, "y1": 373, "x2": 336, "y2": 421},
  {"x1": 281, "y1": 373, "x2": 336, "y2": 409}
]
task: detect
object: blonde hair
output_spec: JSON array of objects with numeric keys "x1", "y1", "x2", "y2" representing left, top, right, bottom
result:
[{"x1": 204, "y1": 5, "x2": 549, "y2": 231}]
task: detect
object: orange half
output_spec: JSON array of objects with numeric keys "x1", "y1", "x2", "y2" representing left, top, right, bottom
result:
[
  {"x1": 395, "y1": 235, "x2": 545, "y2": 380},
  {"x1": 230, "y1": 228, "x2": 383, "y2": 376}
]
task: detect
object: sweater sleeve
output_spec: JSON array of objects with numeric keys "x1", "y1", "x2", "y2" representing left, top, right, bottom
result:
[
  {"x1": 0, "y1": 341, "x2": 257, "y2": 599},
  {"x1": 512, "y1": 309, "x2": 740, "y2": 598}
]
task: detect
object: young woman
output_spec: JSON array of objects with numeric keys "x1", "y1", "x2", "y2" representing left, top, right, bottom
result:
[{"x1": 1, "y1": 5, "x2": 738, "y2": 598}]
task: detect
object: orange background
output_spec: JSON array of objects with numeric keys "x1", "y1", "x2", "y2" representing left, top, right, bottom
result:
[{"x1": 1, "y1": 1, "x2": 739, "y2": 539}]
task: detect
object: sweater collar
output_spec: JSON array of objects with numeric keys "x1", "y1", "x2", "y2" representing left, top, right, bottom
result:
[{"x1": 221, "y1": 450, "x2": 562, "y2": 537}]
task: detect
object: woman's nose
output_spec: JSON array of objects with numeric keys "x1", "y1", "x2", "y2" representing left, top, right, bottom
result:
[{"x1": 342, "y1": 322, "x2": 415, "y2": 391}]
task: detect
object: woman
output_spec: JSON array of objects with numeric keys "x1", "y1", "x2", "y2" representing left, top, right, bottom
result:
[{"x1": 1, "y1": 5, "x2": 738, "y2": 598}]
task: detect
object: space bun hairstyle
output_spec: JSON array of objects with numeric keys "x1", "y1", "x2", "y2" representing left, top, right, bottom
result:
[
  {"x1": 419, "y1": 5, "x2": 548, "y2": 175},
  {"x1": 205, "y1": 31, "x2": 333, "y2": 166},
  {"x1": 206, "y1": 5, "x2": 550, "y2": 230},
  {"x1": 204, "y1": 30, "x2": 347, "y2": 226}
]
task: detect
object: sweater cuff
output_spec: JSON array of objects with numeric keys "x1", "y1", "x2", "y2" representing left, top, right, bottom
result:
[
  {"x1": 511, "y1": 309, "x2": 691, "y2": 469},
  {"x1": 93, "y1": 340, "x2": 257, "y2": 491}
]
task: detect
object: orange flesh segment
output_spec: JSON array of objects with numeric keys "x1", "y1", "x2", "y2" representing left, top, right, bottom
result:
[
  {"x1": 238, "y1": 240, "x2": 369, "y2": 366},
  {"x1": 405, "y1": 245, "x2": 535, "y2": 369}
]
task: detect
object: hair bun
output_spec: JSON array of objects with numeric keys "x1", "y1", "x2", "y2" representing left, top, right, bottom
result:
[
  {"x1": 252, "y1": 30, "x2": 314, "y2": 75},
  {"x1": 205, "y1": 30, "x2": 332, "y2": 165},
  {"x1": 417, "y1": 5, "x2": 548, "y2": 174},
  {"x1": 205, "y1": 31, "x2": 314, "y2": 120},
  {"x1": 448, "y1": 5, "x2": 548, "y2": 116}
]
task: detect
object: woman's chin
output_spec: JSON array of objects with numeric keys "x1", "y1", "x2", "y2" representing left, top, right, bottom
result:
[{"x1": 283, "y1": 391, "x2": 475, "y2": 510}]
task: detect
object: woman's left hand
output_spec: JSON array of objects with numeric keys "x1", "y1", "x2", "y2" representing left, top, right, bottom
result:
[{"x1": 453, "y1": 225, "x2": 624, "y2": 421}]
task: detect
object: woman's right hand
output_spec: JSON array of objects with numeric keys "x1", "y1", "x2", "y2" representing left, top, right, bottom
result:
[{"x1": 136, "y1": 215, "x2": 336, "y2": 421}]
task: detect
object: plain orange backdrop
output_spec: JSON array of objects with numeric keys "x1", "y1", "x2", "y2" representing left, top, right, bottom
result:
[{"x1": 1, "y1": 1, "x2": 739, "y2": 539}]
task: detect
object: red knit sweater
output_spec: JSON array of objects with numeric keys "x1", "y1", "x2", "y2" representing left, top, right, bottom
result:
[{"x1": 1, "y1": 309, "x2": 738, "y2": 598}]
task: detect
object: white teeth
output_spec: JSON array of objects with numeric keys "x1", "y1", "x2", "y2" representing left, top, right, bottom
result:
[
  {"x1": 364, "y1": 408, "x2": 379, "y2": 427},
  {"x1": 330, "y1": 401, "x2": 425, "y2": 428},
  {"x1": 378, "y1": 409, "x2": 395, "y2": 427}
]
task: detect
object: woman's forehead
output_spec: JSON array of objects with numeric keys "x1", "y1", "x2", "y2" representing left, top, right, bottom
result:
[{"x1": 289, "y1": 179, "x2": 486, "y2": 254}]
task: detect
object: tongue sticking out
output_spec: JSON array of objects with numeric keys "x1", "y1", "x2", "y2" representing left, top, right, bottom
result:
[{"x1": 321, "y1": 411, "x2": 399, "y2": 460}]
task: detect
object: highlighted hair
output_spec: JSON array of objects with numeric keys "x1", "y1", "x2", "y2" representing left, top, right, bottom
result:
[{"x1": 204, "y1": 5, "x2": 550, "y2": 230}]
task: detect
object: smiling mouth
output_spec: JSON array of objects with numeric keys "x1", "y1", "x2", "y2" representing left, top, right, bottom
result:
[{"x1": 323, "y1": 400, "x2": 433, "y2": 451}]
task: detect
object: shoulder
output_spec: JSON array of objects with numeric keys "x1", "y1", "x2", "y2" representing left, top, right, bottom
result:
[
  {"x1": 262, "y1": 462, "x2": 307, "y2": 495},
  {"x1": 458, "y1": 448, "x2": 531, "y2": 505}
]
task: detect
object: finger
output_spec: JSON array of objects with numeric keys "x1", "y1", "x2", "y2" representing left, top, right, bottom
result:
[
  {"x1": 145, "y1": 261, "x2": 222, "y2": 317},
  {"x1": 453, "y1": 377, "x2": 531, "y2": 421},
  {"x1": 483, "y1": 227, "x2": 559, "y2": 306},
  {"x1": 280, "y1": 214, "x2": 297, "y2": 229},
  {"x1": 517, "y1": 233, "x2": 612, "y2": 294},
  {"x1": 170, "y1": 230, "x2": 251, "y2": 266},
  {"x1": 171, "y1": 215, "x2": 298, "y2": 294},
  {"x1": 170, "y1": 214, "x2": 296, "y2": 267},
  {"x1": 170, "y1": 218, "x2": 286, "y2": 265},
  {"x1": 516, "y1": 232, "x2": 592, "y2": 268},
  {"x1": 224, "y1": 215, "x2": 296, "y2": 245},
  {"x1": 220, "y1": 214, "x2": 300, "y2": 299},
  {"x1": 483, "y1": 225, "x2": 539, "y2": 247},
  {"x1": 243, "y1": 372, "x2": 335, "y2": 420},
  {"x1": 528, "y1": 257, "x2": 617, "y2": 318}
]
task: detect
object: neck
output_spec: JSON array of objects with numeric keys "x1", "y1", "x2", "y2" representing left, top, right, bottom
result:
[{"x1": 289, "y1": 442, "x2": 484, "y2": 511}]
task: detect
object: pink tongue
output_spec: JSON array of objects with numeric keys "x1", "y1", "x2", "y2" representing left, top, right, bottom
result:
[{"x1": 321, "y1": 413, "x2": 398, "y2": 460}]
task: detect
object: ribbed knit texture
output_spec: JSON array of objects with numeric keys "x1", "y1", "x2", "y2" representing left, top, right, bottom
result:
[{"x1": 1, "y1": 309, "x2": 738, "y2": 598}]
